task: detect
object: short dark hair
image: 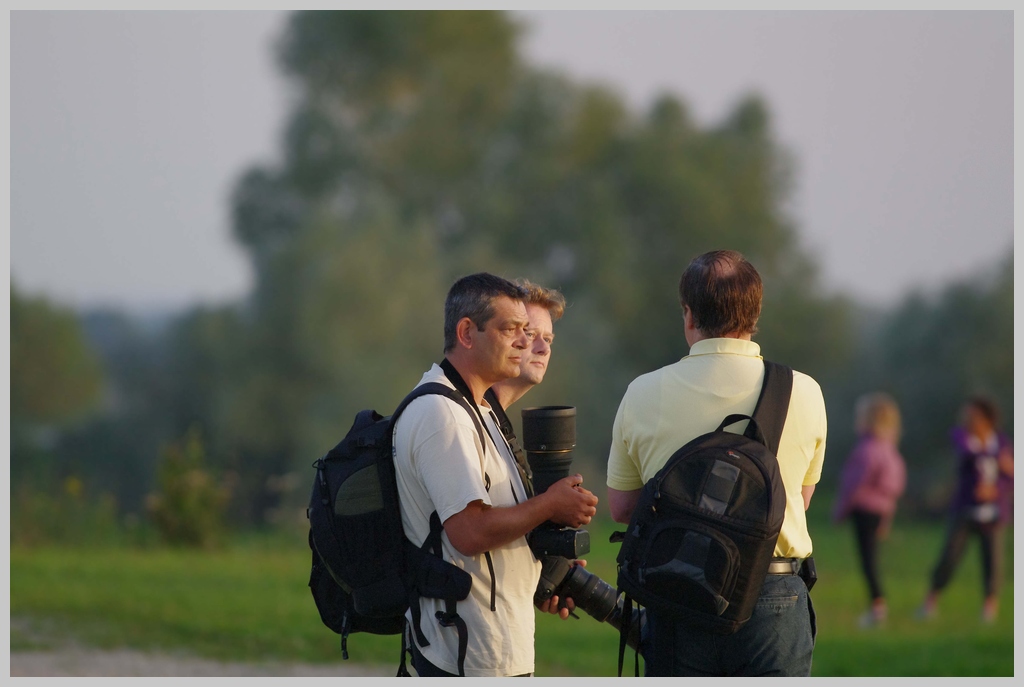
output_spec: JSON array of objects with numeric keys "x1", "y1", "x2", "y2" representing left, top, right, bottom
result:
[
  {"x1": 678, "y1": 250, "x2": 763, "y2": 337},
  {"x1": 443, "y1": 273, "x2": 528, "y2": 353}
]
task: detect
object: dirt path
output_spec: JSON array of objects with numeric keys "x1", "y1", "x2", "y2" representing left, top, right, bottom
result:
[
  {"x1": 9, "y1": 647, "x2": 396, "y2": 677},
  {"x1": 8, "y1": 615, "x2": 397, "y2": 677}
]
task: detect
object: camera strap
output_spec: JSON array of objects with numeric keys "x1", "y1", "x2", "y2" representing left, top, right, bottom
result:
[
  {"x1": 484, "y1": 387, "x2": 535, "y2": 499},
  {"x1": 440, "y1": 358, "x2": 534, "y2": 501},
  {"x1": 486, "y1": 409, "x2": 525, "y2": 504},
  {"x1": 617, "y1": 595, "x2": 641, "y2": 677}
]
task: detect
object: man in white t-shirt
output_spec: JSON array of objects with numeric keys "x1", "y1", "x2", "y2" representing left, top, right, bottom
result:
[{"x1": 393, "y1": 272, "x2": 599, "y2": 677}]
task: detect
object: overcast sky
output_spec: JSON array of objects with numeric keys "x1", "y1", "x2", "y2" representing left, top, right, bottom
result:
[{"x1": 8, "y1": 10, "x2": 1016, "y2": 314}]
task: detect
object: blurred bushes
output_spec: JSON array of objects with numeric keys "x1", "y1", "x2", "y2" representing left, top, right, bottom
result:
[
  {"x1": 10, "y1": 476, "x2": 154, "y2": 549},
  {"x1": 146, "y1": 428, "x2": 233, "y2": 549}
]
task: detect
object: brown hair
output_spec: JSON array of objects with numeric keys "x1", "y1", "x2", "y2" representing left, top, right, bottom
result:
[
  {"x1": 678, "y1": 250, "x2": 762, "y2": 337},
  {"x1": 516, "y1": 279, "x2": 566, "y2": 321}
]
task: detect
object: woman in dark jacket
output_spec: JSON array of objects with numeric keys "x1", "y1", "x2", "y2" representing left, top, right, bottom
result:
[
  {"x1": 833, "y1": 392, "x2": 907, "y2": 628},
  {"x1": 919, "y1": 395, "x2": 1013, "y2": 624}
]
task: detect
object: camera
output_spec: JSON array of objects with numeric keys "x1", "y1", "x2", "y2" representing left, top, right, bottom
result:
[{"x1": 522, "y1": 406, "x2": 645, "y2": 654}]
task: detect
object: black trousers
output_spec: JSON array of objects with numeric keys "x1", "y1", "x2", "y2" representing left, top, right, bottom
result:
[
  {"x1": 850, "y1": 509, "x2": 884, "y2": 602},
  {"x1": 930, "y1": 513, "x2": 1005, "y2": 598}
]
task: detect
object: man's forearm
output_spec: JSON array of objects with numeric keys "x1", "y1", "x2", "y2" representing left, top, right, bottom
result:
[{"x1": 443, "y1": 496, "x2": 554, "y2": 556}]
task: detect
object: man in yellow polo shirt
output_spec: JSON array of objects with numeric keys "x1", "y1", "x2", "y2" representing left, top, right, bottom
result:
[{"x1": 606, "y1": 249, "x2": 827, "y2": 677}]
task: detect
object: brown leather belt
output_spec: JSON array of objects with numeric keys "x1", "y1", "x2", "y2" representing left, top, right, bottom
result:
[{"x1": 767, "y1": 557, "x2": 802, "y2": 575}]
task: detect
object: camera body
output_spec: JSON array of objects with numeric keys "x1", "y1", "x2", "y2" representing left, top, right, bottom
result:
[
  {"x1": 526, "y1": 525, "x2": 590, "y2": 560},
  {"x1": 522, "y1": 406, "x2": 644, "y2": 653}
]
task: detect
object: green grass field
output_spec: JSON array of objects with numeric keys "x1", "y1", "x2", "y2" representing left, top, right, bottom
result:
[{"x1": 9, "y1": 512, "x2": 1013, "y2": 677}]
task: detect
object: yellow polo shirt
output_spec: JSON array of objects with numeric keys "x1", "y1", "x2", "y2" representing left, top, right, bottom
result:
[{"x1": 606, "y1": 338, "x2": 827, "y2": 558}]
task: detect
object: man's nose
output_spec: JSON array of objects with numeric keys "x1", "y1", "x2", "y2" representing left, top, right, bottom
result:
[
  {"x1": 535, "y1": 338, "x2": 550, "y2": 355},
  {"x1": 514, "y1": 330, "x2": 529, "y2": 349}
]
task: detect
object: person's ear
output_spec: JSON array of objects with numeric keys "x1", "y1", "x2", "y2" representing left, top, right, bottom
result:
[
  {"x1": 682, "y1": 305, "x2": 693, "y2": 331},
  {"x1": 456, "y1": 317, "x2": 476, "y2": 349}
]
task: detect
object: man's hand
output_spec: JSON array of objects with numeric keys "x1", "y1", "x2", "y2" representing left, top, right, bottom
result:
[
  {"x1": 536, "y1": 560, "x2": 587, "y2": 620},
  {"x1": 544, "y1": 474, "x2": 598, "y2": 528},
  {"x1": 538, "y1": 594, "x2": 576, "y2": 619}
]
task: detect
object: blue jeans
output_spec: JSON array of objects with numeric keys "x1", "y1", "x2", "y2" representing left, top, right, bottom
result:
[{"x1": 643, "y1": 573, "x2": 816, "y2": 676}]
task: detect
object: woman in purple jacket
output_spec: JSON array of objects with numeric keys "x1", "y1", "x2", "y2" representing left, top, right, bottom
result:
[
  {"x1": 919, "y1": 395, "x2": 1014, "y2": 624},
  {"x1": 833, "y1": 392, "x2": 907, "y2": 628}
]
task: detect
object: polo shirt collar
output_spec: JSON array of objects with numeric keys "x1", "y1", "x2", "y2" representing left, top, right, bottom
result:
[{"x1": 686, "y1": 337, "x2": 762, "y2": 359}]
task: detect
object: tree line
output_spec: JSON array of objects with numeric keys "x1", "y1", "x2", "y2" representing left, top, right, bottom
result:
[{"x1": 10, "y1": 11, "x2": 1012, "y2": 539}]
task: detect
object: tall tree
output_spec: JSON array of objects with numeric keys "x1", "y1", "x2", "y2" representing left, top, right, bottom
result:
[
  {"x1": 10, "y1": 284, "x2": 103, "y2": 426},
  {"x1": 10, "y1": 284, "x2": 104, "y2": 487},
  {"x1": 217, "y1": 10, "x2": 855, "y2": 523}
]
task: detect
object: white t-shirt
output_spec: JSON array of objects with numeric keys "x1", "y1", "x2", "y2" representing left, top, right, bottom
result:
[{"x1": 393, "y1": 363, "x2": 541, "y2": 677}]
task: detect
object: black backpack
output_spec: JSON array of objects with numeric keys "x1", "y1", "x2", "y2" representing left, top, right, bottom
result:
[
  {"x1": 613, "y1": 360, "x2": 792, "y2": 673},
  {"x1": 307, "y1": 382, "x2": 481, "y2": 676}
]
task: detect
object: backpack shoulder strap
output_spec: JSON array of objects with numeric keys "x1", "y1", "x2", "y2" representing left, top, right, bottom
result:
[
  {"x1": 743, "y1": 360, "x2": 793, "y2": 455},
  {"x1": 390, "y1": 382, "x2": 487, "y2": 450}
]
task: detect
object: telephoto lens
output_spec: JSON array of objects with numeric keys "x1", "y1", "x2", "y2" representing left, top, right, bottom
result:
[
  {"x1": 521, "y1": 406, "x2": 646, "y2": 655},
  {"x1": 557, "y1": 563, "x2": 646, "y2": 654},
  {"x1": 521, "y1": 405, "x2": 577, "y2": 495},
  {"x1": 522, "y1": 406, "x2": 590, "y2": 559}
]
